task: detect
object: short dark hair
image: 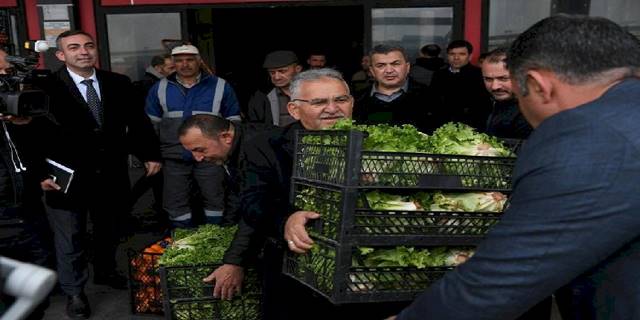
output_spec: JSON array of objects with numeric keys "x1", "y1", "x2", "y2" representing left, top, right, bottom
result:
[
  {"x1": 369, "y1": 44, "x2": 409, "y2": 62},
  {"x1": 421, "y1": 44, "x2": 441, "y2": 57},
  {"x1": 307, "y1": 49, "x2": 326, "y2": 57},
  {"x1": 178, "y1": 114, "x2": 231, "y2": 139},
  {"x1": 482, "y1": 47, "x2": 508, "y2": 67},
  {"x1": 150, "y1": 53, "x2": 171, "y2": 67},
  {"x1": 56, "y1": 30, "x2": 94, "y2": 49},
  {"x1": 447, "y1": 40, "x2": 473, "y2": 54},
  {"x1": 508, "y1": 14, "x2": 640, "y2": 96}
]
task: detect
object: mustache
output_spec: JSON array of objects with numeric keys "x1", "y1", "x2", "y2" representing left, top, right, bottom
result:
[{"x1": 320, "y1": 113, "x2": 346, "y2": 120}]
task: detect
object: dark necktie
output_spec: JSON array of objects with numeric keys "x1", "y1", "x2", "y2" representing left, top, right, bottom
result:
[{"x1": 81, "y1": 79, "x2": 103, "y2": 127}]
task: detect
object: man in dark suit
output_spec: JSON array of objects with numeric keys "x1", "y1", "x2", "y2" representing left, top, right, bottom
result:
[
  {"x1": 391, "y1": 15, "x2": 640, "y2": 320},
  {"x1": 36, "y1": 30, "x2": 161, "y2": 319},
  {"x1": 430, "y1": 40, "x2": 492, "y2": 131}
]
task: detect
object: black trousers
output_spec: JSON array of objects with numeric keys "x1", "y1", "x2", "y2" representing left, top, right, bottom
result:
[{"x1": 46, "y1": 198, "x2": 120, "y2": 296}]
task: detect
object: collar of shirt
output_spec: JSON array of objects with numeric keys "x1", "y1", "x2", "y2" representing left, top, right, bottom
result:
[
  {"x1": 448, "y1": 65, "x2": 461, "y2": 74},
  {"x1": 176, "y1": 72, "x2": 202, "y2": 89},
  {"x1": 67, "y1": 67, "x2": 101, "y2": 101},
  {"x1": 370, "y1": 80, "x2": 409, "y2": 102}
]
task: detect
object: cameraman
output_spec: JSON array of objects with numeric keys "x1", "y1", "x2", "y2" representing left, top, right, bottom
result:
[{"x1": 0, "y1": 113, "x2": 51, "y2": 320}]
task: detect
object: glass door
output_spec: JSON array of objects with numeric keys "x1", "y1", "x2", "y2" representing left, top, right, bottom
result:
[{"x1": 105, "y1": 12, "x2": 182, "y2": 81}]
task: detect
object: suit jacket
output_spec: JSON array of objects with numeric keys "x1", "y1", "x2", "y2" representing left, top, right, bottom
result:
[
  {"x1": 430, "y1": 63, "x2": 492, "y2": 131},
  {"x1": 33, "y1": 67, "x2": 160, "y2": 210},
  {"x1": 246, "y1": 88, "x2": 293, "y2": 126},
  {"x1": 398, "y1": 78, "x2": 640, "y2": 320}
]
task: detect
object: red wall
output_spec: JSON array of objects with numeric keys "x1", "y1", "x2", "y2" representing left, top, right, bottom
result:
[
  {"x1": 101, "y1": 0, "x2": 311, "y2": 5},
  {"x1": 0, "y1": 0, "x2": 16, "y2": 7},
  {"x1": 464, "y1": 0, "x2": 482, "y2": 64}
]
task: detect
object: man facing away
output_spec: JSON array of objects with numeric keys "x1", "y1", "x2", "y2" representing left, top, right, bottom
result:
[
  {"x1": 389, "y1": 14, "x2": 640, "y2": 320},
  {"x1": 410, "y1": 43, "x2": 445, "y2": 86},
  {"x1": 145, "y1": 44, "x2": 241, "y2": 228},
  {"x1": 36, "y1": 30, "x2": 161, "y2": 319},
  {"x1": 246, "y1": 50, "x2": 302, "y2": 126}
]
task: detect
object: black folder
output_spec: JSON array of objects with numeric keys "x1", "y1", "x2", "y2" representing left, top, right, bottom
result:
[{"x1": 45, "y1": 159, "x2": 74, "y2": 194}]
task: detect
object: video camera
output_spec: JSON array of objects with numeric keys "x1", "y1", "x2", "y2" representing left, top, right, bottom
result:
[{"x1": 0, "y1": 40, "x2": 50, "y2": 117}]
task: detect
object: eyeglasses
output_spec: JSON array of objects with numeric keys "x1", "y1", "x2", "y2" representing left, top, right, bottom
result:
[{"x1": 292, "y1": 95, "x2": 352, "y2": 108}]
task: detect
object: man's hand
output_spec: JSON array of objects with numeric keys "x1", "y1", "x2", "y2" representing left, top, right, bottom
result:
[
  {"x1": 40, "y1": 178, "x2": 61, "y2": 191},
  {"x1": 144, "y1": 161, "x2": 162, "y2": 176},
  {"x1": 0, "y1": 113, "x2": 32, "y2": 125},
  {"x1": 202, "y1": 264, "x2": 244, "y2": 300},
  {"x1": 284, "y1": 211, "x2": 320, "y2": 254},
  {"x1": 385, "y1": 316, "x2": 397, "y2": 320}
]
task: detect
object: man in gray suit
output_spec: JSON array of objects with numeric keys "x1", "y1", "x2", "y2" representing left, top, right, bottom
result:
[
  {"x1": 246, "y1": 50, "x2": 302, "y2": 126},
  {"x1": 392, "y1": 15, "x2": 640, "y2": 320}
]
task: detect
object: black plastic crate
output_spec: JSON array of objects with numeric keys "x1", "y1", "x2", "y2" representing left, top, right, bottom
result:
[
  {"x1": 294, "y1": 182, "x2": 502, "y2": 246},
  {"x1": 283, "y1": 239, "x2": 454, "y2": 304},
  {"x1": 128, "y1": 249, "x2": 164, "y2": 315},
  {"x1": 294, "y1": 130, "x2": 517, "y2": 191},
  {"x1": 159, "y1": 265, "x2": 261, "y2": 320}
]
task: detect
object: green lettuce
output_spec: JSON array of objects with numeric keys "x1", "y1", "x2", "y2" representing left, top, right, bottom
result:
[
  {"x1": 356, "y1": 246, "x2": 474, "y2": 268},
  {"x1": 158, "y1": 224, "x2": 237, "y2": 266},
  {"x1": 428, "y1": 122, "x2": 512, "y2": 157},
  {"x1": 428, "y1": 191, "x2": 507, "y2": 212}
]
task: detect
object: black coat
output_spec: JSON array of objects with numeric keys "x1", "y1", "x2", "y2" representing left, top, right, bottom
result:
[
  {"x1": 240, "y1": 122, "x2": 298, "y2": 242},
  {"x1": 33, "y1": 68, "x2": 160, "y2": 210},
  {"x1": 221, "y1": 122, "x2": 275, "y2": 266},
  {"x1": 430, "y1": 63, "x2": 492, "y2": 130},
  {"x1": 485, "y1": 99, "x2": 532, "y2": 139},
  {"x1": 353, "y1": 80, "x2": 438, "y2": 133},
  {"x1": 246, "y1": 90, "x2": 274, "y2": 125}
]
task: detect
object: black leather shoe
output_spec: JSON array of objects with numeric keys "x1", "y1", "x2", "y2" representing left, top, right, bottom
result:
[
  {"x1": 66, "y1": 293, "x2": 90, "y2": 320},
  {"x1": 93, "y1": 271, "x2": 128, "y2": 289}
]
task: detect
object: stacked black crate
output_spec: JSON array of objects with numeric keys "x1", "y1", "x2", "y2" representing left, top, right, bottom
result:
[
  {"x1": 159, "y1": 265, "x2": 261, "y2": 320},
  {"x1": 283, "y1": 130, "x2": 516, "y2": 304}
]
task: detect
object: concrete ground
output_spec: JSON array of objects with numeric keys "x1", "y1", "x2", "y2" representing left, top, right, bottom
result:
[{"x1": 43, "y1": 167, "x2": 166, "y2": 320}]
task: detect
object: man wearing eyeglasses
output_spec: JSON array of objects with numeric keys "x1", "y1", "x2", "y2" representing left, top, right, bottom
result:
[
  {"x1": 241, "y1": 68, "x2": 352, "y2": 320},
  {"x1": 353, "y1": 44, "x2": 435, "y2": 133}
]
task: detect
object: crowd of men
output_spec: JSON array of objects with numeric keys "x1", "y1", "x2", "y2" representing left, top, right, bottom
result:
[{"x1": 1, "y1": 13, "x2": 640, "y2": 320}]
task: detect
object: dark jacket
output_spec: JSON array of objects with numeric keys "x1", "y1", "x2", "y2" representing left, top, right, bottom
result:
[
  {"x1": 410, "y1": 57, "x2": 446, "y2": 86},
  {"x1": 353, "y1": 80, "x2": 438, "y2": 133},
  {"x1": 240, "y1": 122, "x2": 299, "y2": 242},
  {"x1": 430, "y1": 63, "x2": 492, "y2": 130},
  {"x1": 246, "y1": 89, "x2": 275, "y2": 125},
  {"x1": 34, "y1": 68, "x2": 161, "y2": 210},
  {"x1": 0, "y1": 124, "x2": 22, "y2": 209},
  {"x1": 415, "y1": 57, "x2": 445, "y2": 71},
  {"x1": 485, "y1": 99, "x2": 532, "y2": 139},
  {"x1": 246, "y1": 88, "x2": 295, "y2": 126},
  {"x1": 398, "y1": 79, "x2": 640, "y2": 320},
  {"x1": 222, "y1": 122, "x2": 275, "y2": 266},
  {"x1": 132, "y1": 70, "x2": 161, "y2": 105}
]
